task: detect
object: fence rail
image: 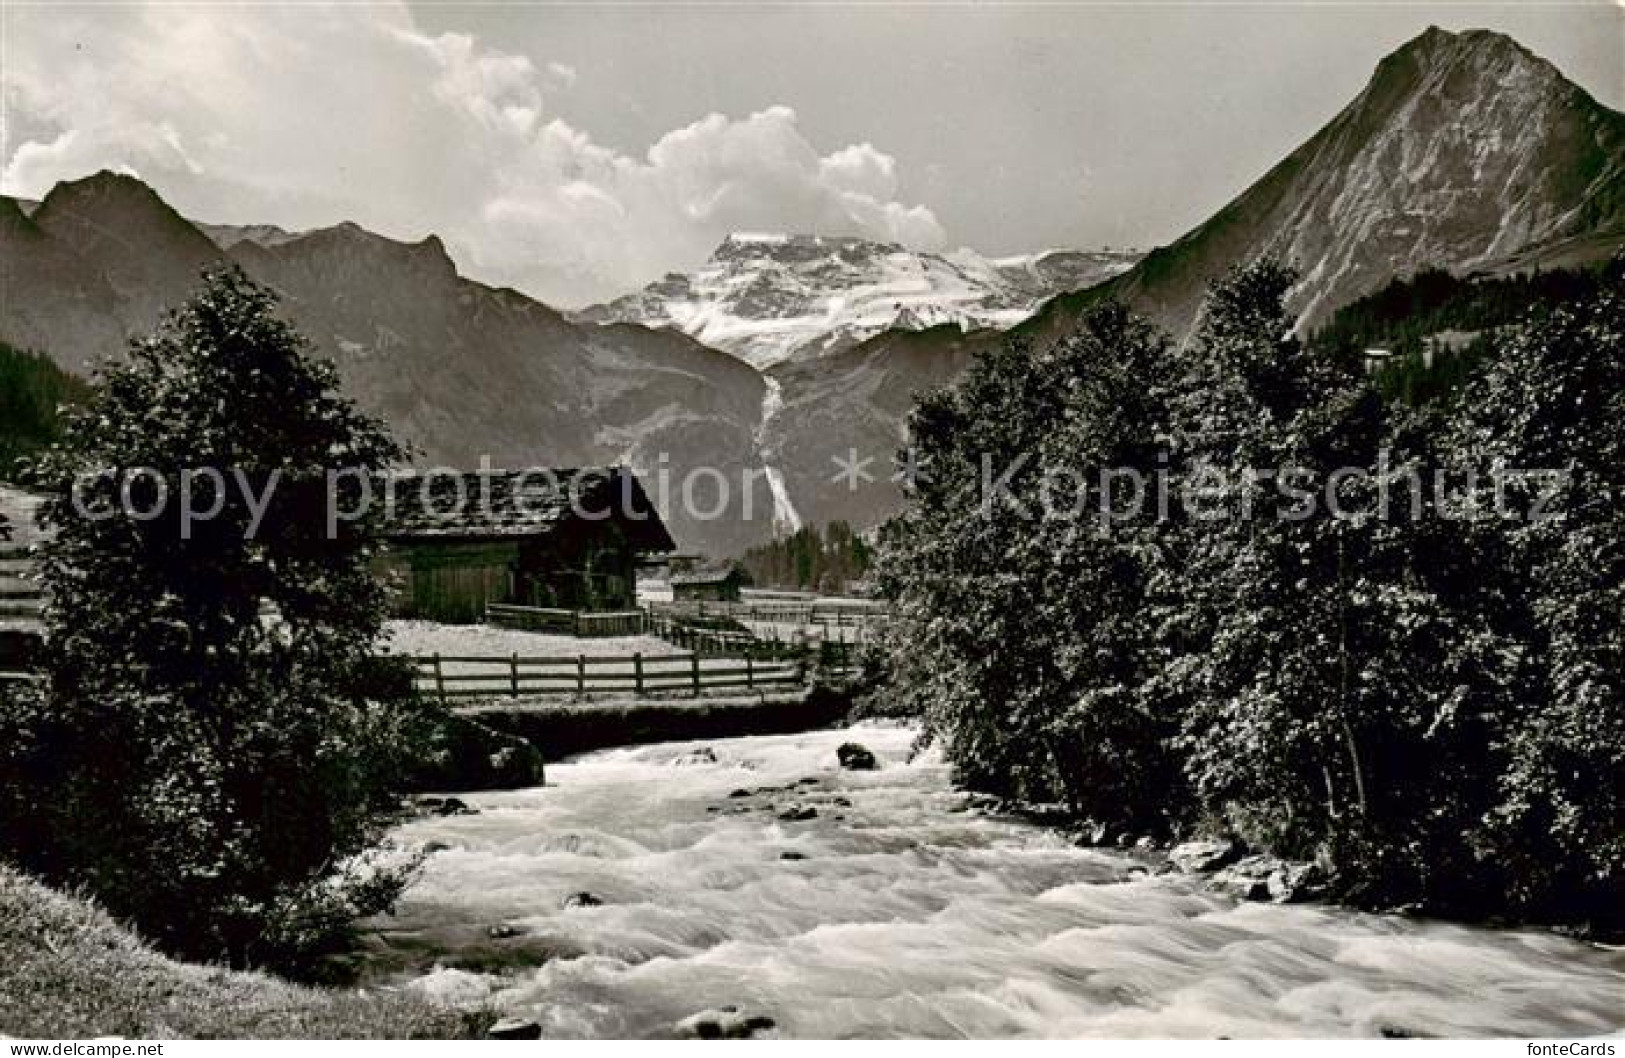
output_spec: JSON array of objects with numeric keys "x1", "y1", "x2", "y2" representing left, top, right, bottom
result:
[
  {"x1": 410, "y1": 650, "x2": 806, "y2": 700},
  {"x1": 646, "y1": 599, "x2": 886, "y2": 628},
  {"x1": 486, "y1": 604, "x2": 647, "y2": 637}
]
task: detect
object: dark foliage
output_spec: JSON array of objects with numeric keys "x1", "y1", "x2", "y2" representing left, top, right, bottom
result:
[
  {"x1": 0, "y1": 266, "x2": 438, "y2": 970},
  {"x1": 738, "y1": 521, "x2": 872, "y2": 593},
  {"x1": 0, "y1": 342, "x2": 90, "y2": 477},
  {"x1": 873, "y1": 257, "x2": 1625, "y2": 934},
  {"x1": 872, "y1": 304, "x2": 1188, "y2": 829},
  {"x1": 1310, "y1": 263, "x2": 1612, "y2": 405}
]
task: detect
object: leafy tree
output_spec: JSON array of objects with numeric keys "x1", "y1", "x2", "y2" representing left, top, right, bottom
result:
[
  {"x1": 1445, "y1": 259, "x2": 1625, "y2": 931},
  {"x1": 1169, "y1": 263, "x2": 1524, "y2": 907},
  {"x1": 871, "y1": 254, "x2": 1623, "y2": 933},
  {"x1": 873, "y1": 306, "x2": 1187, "y2": 828},
  {"x1": 2, "y1": 265, "x2": 427, "y2": 968}
]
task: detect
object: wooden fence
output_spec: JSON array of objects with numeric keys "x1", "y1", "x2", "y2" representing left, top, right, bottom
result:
[
  {"x1": 411, "y1": 651, "x2": 805, "y2": 701},
  {"x1": 646, "y1": 598, "x2": 886, "y2": 628},
  {"x1": 486, "y1": 604, "x2": 647, "y2": 637}
]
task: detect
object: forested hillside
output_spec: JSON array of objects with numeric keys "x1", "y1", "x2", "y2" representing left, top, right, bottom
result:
[
  {"x1": 1310, "y1": 261, "x2": 1620, "y2": 403},
  {"x1": 0, "y1": 342, "x2": 88, "y2": 476},
  {"x1": 738, "y1": 521, "x2": 872, "y2": 593}
]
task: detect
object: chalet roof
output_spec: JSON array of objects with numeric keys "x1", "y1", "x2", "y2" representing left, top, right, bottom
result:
[{"x1": 379, "y1": 468, "x2": 675, "y2": 553}]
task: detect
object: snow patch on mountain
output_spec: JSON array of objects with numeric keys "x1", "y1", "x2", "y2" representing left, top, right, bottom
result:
[{"x1": 574, "y1": 234, "x2": 1140, "y2": 369}]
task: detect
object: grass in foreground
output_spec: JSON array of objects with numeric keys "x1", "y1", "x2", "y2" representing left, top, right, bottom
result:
[{"x1": 0, "y1": 866, "x2": 480, "y2": 1039}]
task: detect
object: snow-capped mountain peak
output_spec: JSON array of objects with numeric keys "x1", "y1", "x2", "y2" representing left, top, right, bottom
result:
[{"x1": 573, "y1": 233, "x2": 1140, "y2": 369}]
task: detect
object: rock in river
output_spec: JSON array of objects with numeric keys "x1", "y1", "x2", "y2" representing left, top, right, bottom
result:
[
  {"x1": 1168, "y1": 838, "x2": 1243, "y2": 874},
  {"x1": 487, "y1": 1017, "x2": 542, "y2": 1040},
  {"x1": 675, "y1": 1006, "x2": 776, "y2": 1039},
  {"x1": 837, "y1": 743, "x2": 878, "y2": 770}
]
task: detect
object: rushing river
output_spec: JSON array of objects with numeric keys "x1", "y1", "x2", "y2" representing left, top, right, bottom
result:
[{"x1": 377, "y1": 725, "x2": 1625, "y2": 1039}]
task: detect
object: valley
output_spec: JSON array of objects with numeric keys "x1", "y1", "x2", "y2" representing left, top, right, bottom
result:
[{"x1": 2, "y1": 27, "x2": 1621, "y2": 558}]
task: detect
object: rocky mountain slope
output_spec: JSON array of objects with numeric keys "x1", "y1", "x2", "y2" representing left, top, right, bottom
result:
[
  {"x1": 0, "y1": 173, "x2": 769, "y2": 556},
  {"x1": 574, "y1": 233, "x2": 1138, "y2": 369},
  {"x1": 1033, "y1": 26, "x2": 1625, "y2": 343},
  {"x1": 757, "y1": 27, "x2": 1625, "y2": 533}
]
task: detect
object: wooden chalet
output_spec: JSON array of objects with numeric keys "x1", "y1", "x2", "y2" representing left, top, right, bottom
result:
[
  {"x1": 376, "y1": 468, "x2": 675, "y2": 623},
  {"x1": 670, "y1": 564, "x2": 751, "y2": 603}
]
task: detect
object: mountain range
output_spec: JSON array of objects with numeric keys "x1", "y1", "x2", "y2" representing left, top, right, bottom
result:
[
  {"x1": 572, "y1": 233, "x2": 1139, "y2": 369},
  {"x1": 2, "y1": 27, "x2": 1621, "y2": 556}
]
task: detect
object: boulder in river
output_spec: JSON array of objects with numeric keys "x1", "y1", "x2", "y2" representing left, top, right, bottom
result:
[
  {"x1": 1072, "y1": 820, "x2": 1110, "y2": 846},
  {"x1": 1213, "y1": 862, "x2": 1273, "y2": 902},
  {"x1": 486, "y1": 1017, "x2": 542, "y2": 1040},
  {"x1": 562, "y1": 891, "x2": 603, "y2": 909},
  {"x1": 777, "y1": 804, "x2": 818, "y2": 822},
  {"x1": 1211, "y1": 854, "x2": 1326, "y2": 902},
  {"x1": 1168, "y1": 838, "x2": 1243, "y2": 874},
  {"x1": 673, "y1": 747, "x2": 718, "y2": 767},
  {"x1": 1267, "y1": 860, "x2": 1329, "y2": 903},
  {"x1": 407, "y1": 715, "x2": 545, "y2": 793},
  {"x1": 416, "y1": 796, "x2": 478, "y2": 817},
  {"x1": 675, "y1": 1006, "x2": 776, "y2": 1040},
  {"x1": 837, "y1": 743, "x2": 878, "y2": 771}
]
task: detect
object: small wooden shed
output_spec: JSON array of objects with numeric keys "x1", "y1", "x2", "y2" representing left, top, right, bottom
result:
[
  {"x1": 670, "y1": 565, "x2": 751, "y2": 603},
  {"x1": 376, "y1": 468, "x2": 675, "y2": 623}
]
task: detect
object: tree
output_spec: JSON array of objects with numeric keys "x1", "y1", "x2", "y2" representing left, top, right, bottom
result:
[
  {"x1": 873, "y1": 305, "x2": 1187, "y2": 828},
  {"x1": 1168, "y1": 263, "x2": 1522, "y2": 902},
  {"x1": 1445, "y1": 259, "x2": 1625, "y2": 930},
  {"x1": 3, "y1": 265, "x2": 426, "y2": 968},
  {"x1": 871, "y1": 254, "x2": 1622, "y2": 932}
]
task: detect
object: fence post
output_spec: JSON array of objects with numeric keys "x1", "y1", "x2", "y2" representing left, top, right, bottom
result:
[
  {"x1": 433, "y1": 653, "x2": 445, "y2": 701},
  {"x1": 577, "y1": 653, "x2": 586, "y2": 695},
  {"x1": 510, "y1": 652, "x2": 520, "y2": 698},
  {"x1": 691, "y1": 653, "x2": 701, "y2": 697},
  {"x1": 746, "y1": 653, "x2": 754, "y2": 689},
  {"x1": 634, "y1": 652, "x2": 644, "y2": 695}
]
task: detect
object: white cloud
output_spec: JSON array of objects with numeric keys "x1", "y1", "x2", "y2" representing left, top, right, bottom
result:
[{"x1": 0, "y1": 2, "x2": 947, "y2": 306}]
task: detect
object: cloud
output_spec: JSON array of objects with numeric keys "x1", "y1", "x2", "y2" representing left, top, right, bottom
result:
[{"x1": 0, "y1": 3, "x2": 946, "y2": 306}]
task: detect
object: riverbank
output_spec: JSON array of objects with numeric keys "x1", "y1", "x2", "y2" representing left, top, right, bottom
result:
[
  {"x1": 459, "y1": 684, "x2": 855, "y2": 760},
  {"x1": 0, "y1": 866, "x2": 479, "y2": 1039}
]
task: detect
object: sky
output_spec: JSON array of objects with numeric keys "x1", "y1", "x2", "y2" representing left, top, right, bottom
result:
[{"x1": 1, "y1": 2, "x2": 1620, "y2": 308}]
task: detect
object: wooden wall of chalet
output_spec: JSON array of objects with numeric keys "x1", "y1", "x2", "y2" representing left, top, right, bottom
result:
[
  {"x1": 517, "y1": 519, "x2": 638, "y2": 612},
  {"x1": 377, "y1": 540, "x2": 519, "y2": 623}
]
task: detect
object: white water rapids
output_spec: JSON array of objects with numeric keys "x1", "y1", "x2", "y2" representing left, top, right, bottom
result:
[{"x1": 380, "y1": 725, "x2": 1624, "y2": 1039}]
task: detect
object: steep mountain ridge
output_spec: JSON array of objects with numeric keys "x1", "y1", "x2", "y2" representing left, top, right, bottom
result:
[
  {"x1": 1025, "y1": 26, "x2": 1625, "y2": 343},
  {"x1": 0, "y1": 178, "x2": 770, "y2": 555}
]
